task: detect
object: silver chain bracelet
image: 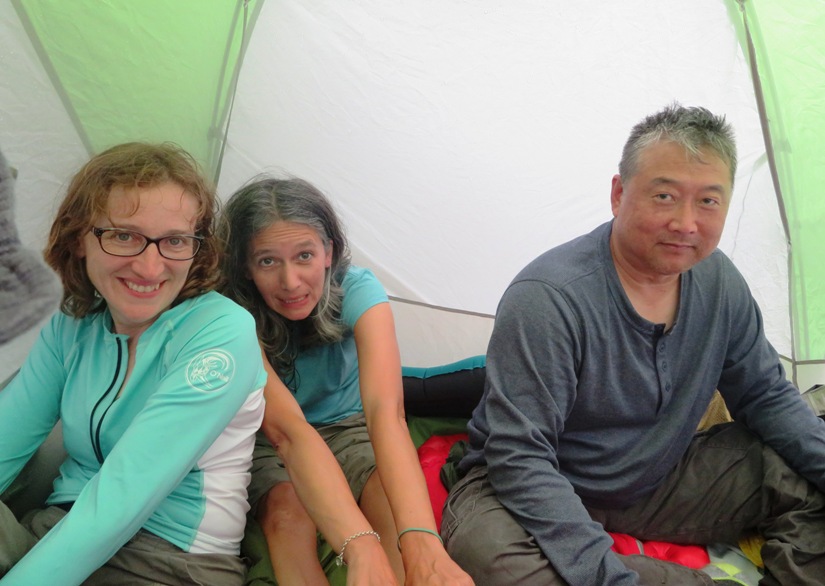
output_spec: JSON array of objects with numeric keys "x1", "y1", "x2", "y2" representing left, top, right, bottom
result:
[{"x1": 335, "y1": 530, "x2": 381, "y2": 567}]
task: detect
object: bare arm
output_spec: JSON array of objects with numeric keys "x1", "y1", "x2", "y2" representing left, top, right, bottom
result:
[
  {"x1": 258, "y1": 350, "x2": 397, "y2": 585},
  {"x1": 354, "y1": 303, "x2": 473, "y2": 585}
]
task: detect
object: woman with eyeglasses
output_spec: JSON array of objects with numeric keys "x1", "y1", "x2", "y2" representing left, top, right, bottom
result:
[{"x1": 0, "y1": 144, "x2": 395, "y2": 586}]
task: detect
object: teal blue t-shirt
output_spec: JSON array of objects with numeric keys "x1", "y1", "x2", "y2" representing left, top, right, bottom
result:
[{"x1": 289, "y1": 266, "x2": 388, "y2": 425}]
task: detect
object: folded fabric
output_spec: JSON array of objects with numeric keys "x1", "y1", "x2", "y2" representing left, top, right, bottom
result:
[
  {"x1": 609, "y1": 531, "x2": 709, "y2": 568},
  {"x1": 0, "y1": 145, "x2": 60, "y2": 344},
  {"x1": 419, "y1": 433, "x2": 468, "y2": 529}
]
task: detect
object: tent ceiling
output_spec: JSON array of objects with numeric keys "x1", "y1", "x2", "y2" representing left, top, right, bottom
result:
[{"x1": 2, "y1": 0, "x2": 822, "y2": 381}]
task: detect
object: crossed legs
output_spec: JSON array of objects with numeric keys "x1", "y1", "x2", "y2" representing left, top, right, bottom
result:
[{"x1": 443, "y1": 423, "x2": 825, "y2": 585}]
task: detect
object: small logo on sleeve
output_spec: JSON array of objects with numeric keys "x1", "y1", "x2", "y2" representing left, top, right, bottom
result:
[{"x1": 186, "y1": 350, "x2": 236, "y2": 392}]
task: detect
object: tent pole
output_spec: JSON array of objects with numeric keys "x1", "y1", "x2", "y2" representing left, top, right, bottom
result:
[
  {"x1": 212, "y1": 0, "x2": 264, "y2": 186},
  {"x1": 734, "y1": 0, "x2": 799, "y2": 386},
  {"x1": 11, "y1": 0, "x2": 93, "y2": 157}
]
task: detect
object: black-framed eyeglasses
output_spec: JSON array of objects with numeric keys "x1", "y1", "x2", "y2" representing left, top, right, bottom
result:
[{"x1": 90, "y1": 227, "x2": 203, "y2": 261}]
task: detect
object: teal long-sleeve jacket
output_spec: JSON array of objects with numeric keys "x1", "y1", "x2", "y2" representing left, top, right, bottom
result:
[{"x1": 0, "y1": 291, "x2": 266, "y2": 585}]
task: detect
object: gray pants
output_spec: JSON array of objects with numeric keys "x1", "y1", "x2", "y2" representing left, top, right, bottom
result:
[
  {"x1": 0, "y1": 503, "x2": 247, "y2": 585},
  {"x1": 442, "y1": 422, "x2": 825, "y2": 585}
]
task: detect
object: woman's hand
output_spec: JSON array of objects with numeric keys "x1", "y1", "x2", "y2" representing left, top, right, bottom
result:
[
  {"x1": 344, "y1": 534, "x2": 400, "y2": 586},
  {"x1": 258, "y1": 348, "x2": 399, "y2": 584},
  {"x1": 400, "y1": 533, "x2": 474, "y2": 585},
  {"x1": 353, "y1": 303, "x2": 473, "y2": 585}
]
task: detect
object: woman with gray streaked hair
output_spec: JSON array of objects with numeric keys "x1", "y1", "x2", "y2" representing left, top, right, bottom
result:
[{"x1": 220, "y1": 177, "x2": 473, "y2": 585}]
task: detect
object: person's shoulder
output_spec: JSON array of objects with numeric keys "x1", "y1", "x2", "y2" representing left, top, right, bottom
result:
[
  {"x1": 33, "y1": 310, "x2": 111, "y2": 365},
  {"x1": 342, "y1": 265, "x2": 381, "y2": 286},
  {"x1": 49, "y1": 308, "x2": 100, "y2": 339},
  {"x1": 515, "y1": 222, "x2": 610, "y2": 288},
  {"x1": 339, "y1": 266, "x2": 388, "y2": 325},
  {"x1": 153, "y1": 294, "x2": 261, "y2": 367},
  {"x1": 342, "y1": 265, "x2": 386, "y2": 296},
  {"x1": 685, "y1": 250, "x2": 760, "y2": 322},
  {"x1": 692, "y1": 249, "x2": 748, "y2": 288},
  {"x1": 35, "y1": 309, "x2": 79, "y2": 349},
  {"x1": 168, "y1": 291, "x2": 256, "y2": 327},
  {"x1": 178, "y1": 290, "x2": 247, "y2": 311}
]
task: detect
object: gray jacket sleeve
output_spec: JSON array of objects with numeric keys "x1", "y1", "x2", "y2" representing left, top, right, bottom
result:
[
  {"x1": 717, "y1": 262, "x2": 825, "y2": 492},
  {"x1": 483, "y1": 280, "x2": 639, "y2": 586}
]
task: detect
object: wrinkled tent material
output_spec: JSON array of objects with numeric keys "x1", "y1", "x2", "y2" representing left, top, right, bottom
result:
[
  {"x1": 733, "y1": 1, "x2": 825, "y2": 368},
  {"x1": 11, "y1": 0, "x2": 258, "y2": 173},
  {"x1": 0, "y1": 0, "x2": 823, "y2": 388}
]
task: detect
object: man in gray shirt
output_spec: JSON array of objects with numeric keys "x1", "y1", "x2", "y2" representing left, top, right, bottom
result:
[{"x1": 443, "y1": 104, "x2": 825, "y2": 585}]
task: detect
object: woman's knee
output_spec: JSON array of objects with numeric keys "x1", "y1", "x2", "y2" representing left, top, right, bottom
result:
[
  {"x1": 257, "y1": 483, "x2": 312, "y2": 533},
  {"x1": 359, "y1": 471, "x2": 384, "y2": 501}
]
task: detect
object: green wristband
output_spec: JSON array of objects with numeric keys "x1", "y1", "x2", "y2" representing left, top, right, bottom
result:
[{"x1": 396, "y1": 527, "x2": 444, "y2": 551}]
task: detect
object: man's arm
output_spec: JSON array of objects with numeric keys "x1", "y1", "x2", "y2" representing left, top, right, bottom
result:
[
  {"x1": 717, "y1": 265, "x2": 825, "y2": 491},
  {"x1": 481, "y1": 280, "x2": 638, "y2": 586}
]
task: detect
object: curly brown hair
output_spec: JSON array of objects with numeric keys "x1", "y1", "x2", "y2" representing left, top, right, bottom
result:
[{"x1": 44, "y1": 142, "x2": 221, "y2": 318}]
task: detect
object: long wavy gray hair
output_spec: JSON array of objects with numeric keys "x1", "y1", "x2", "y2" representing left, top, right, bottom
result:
[{"x1": 219, "y1": 177, "x2": 351, "y2": 381}]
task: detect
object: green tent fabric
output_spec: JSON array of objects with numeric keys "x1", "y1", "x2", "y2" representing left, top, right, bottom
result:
[
  {"x1": 12, "y1": 0, "x2": 262, "y2": 178},
  {"x1": 730, "y1": 0, "x2": 825, "y2": 367},
  {"x1": 4, "y1": 0, "x2": 823, "y2": 386}
]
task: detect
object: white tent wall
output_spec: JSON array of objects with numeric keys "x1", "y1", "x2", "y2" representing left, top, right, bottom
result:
[
  {"x1": 217, "y1": 0, "x2": 790, "y2": 368},
  {"x1": 0, "y1": 0, "x2": 87, "y2": 383},
  {"x1": 1, "y1": 0, "x2": 813, "y2": 390}
]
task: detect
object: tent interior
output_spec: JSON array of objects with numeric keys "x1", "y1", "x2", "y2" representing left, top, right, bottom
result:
[
  {"x1": 1, "y1": 1, "x2": 823, "y2": 583},
  {"x1": 2, "y1": 0, "x2": 823, "y2": 390}
]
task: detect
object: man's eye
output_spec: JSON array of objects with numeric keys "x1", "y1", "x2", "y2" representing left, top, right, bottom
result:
[{"x1": 298, "y1": 252, "x2": 314, "y2": 261}]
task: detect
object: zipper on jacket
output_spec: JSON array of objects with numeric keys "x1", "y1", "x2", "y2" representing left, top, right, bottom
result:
[{"x1": 89, "y1": 338, "x2": 123, "y2": 464}]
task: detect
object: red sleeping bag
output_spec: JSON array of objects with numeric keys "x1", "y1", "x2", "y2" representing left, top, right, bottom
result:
[{"x1": 418, "y1": 434, "x2": 709, "y2": 569}]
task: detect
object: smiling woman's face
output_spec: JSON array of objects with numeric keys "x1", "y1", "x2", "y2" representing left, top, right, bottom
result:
[
  {"x1": 80, "y1": 182, "x2": 198, "y2": 337},
  {"x1": 246, "y1": 220, "x2": 332, "y2": 321}
]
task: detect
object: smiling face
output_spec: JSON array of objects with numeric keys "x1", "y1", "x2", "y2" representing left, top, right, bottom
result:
[
  {"x1": 247, "y1": 220, "x2": 333, "y2": 321},
  {"x1": 80, "y1": 182, "x2": 198, "y2": 338},
  {"x1": 609, "y1": 140, "x2": 732, "y2": 282}
]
